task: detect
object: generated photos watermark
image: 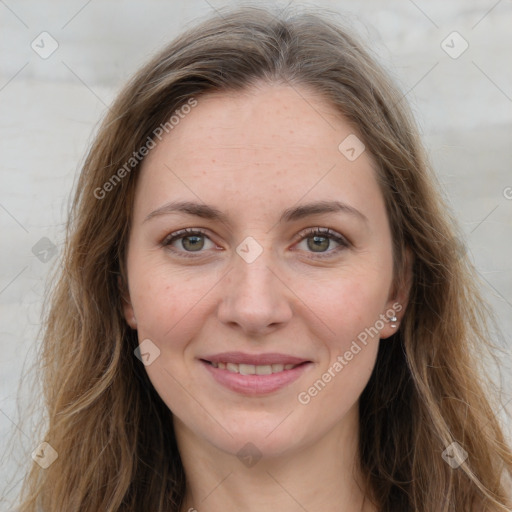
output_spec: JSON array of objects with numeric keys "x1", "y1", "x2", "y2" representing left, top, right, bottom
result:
[
  {"x1": 442, "y1": 441, "x2": 468, "y2": 469},
  {"x1": 94, "y1": 97, "x2": 198, "y2": 200},
  {"x1": 297, "y1": 302, "x2": 403, "y2": 405}
]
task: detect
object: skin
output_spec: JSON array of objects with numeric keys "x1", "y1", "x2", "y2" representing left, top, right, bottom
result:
[{"x1": 122, "y1": 82, "x2": 411, "y2": 512}]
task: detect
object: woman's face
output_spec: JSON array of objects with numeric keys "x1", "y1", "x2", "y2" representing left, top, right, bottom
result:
[{"x1": 123, "y1": 83, "x2": 406, "y2": 459}]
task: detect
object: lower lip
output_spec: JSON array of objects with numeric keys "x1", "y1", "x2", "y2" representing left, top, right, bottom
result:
[{"x1": 201, "y1": 360, "x2": 312, "y2": 396}]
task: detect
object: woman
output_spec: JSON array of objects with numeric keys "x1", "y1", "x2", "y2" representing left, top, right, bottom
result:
[{"x1": 15, "y1": 5, "x2": 512, "y2": 511}]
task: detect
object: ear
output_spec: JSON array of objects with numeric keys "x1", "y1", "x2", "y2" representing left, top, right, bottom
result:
[
  {"x1": 380, "y1": 247, "x2": 413, "y2": 340},
  {"x1": 118, "y1": 275, "x2": 137, "y2": 329}
]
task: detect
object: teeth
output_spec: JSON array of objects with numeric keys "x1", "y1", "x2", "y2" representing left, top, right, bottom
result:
[
  {"x1": 239, "y1": 364, "x2": 255, "y2": 375},
  {"x1": 227, "y1": 362, "x2": 238, "y2": 373},
  {"x1": 210, "y1": 361, "x2": 300, "y2": 374},
  {"x1": 256, "y1": 365, "x2": 272, "y2": 375}
]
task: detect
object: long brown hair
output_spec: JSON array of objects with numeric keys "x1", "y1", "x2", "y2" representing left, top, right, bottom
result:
[{"x1": 12, "y1": 5, "x2": 512, "y2": 511}]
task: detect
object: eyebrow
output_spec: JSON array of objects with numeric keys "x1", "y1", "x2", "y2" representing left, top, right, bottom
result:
[{"x1": 143, "y1": 199, "x2": 368, "y2": 225}]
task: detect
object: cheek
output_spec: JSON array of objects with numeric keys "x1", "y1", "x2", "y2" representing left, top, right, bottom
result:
[
  {"x1": 295, "y1": 273, "x2": 387, "y2": 392},
  {"x1": 294, "y1": 268, "x2": 391, "y2": 343},
  {"x1": 294, "y1": 275, "x2": 384, "y2": 412},
  {"x1": 128, "y1": 252, "x2": 210, "y2": 337},
  {"x1": 129, "y1": 267, "x2": 209, "y2": 411}
]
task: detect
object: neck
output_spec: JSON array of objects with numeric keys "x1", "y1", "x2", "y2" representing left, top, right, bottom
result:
[{"x1": 175, "y1": 405, "x2": 376, "y2": 512}]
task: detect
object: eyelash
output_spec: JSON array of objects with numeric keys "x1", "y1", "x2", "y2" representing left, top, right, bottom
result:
[{"x1": 161, "y1": 227, "x2": 350, "y2": 259}]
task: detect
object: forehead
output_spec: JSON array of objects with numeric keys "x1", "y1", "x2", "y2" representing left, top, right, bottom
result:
[
  {"x1": 151, "y1": 83, "x2": 359, "y2": 158},
  {"x1": 135, "y1": 83, "x2": 383, "y2": 221}
]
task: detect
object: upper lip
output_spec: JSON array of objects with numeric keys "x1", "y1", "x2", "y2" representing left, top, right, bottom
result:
[{"x1": 201, "y1": 352, "x2": 310, "y2": 365}]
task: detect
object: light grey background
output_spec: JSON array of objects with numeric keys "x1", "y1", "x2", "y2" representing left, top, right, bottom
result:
[{"x1": 1, "y1": 0, "x2": 511, "y2": 507}]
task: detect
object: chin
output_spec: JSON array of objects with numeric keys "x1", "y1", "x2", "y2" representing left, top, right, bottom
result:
[{"x1": 202, "y1": 417, "x2": 311, "y2": 461}]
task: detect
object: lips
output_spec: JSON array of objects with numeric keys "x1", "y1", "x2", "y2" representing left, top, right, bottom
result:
[{"x1": 200, "y1": 352, "x2": 312, "y2": 395}]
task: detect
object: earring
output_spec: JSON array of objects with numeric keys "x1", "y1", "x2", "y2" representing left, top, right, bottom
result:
[{"x1": 389, "y1": 315, "x2": 398, "y2": 329}]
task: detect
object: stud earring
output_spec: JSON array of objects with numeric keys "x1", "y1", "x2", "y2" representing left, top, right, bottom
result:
[{"x1": 389, "y1": 315, "x2": 398, "y2": 329}]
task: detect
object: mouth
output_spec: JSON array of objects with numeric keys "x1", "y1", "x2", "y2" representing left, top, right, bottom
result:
[
  {"x1": 199, "y1": 352, "x2": 312, "y2": 395},
  {"x1": 202, "y1": 360, "x2": 306, "y2": 375}
]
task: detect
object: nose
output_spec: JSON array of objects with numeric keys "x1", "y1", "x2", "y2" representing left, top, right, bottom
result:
[{"x1": 216, "y1": 246, "x2": 293, "y2": 337}]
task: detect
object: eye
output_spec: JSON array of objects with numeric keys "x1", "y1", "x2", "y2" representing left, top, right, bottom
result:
[
  {"x1": 161, "y1": 226, "x2": 350, "y2": 259},
  {"x1": 294, "y1": 227, "x2": 350, "y2": 258},
  {"x1": 162, "y1": 228, "x2": 217, "y2": 257}
]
